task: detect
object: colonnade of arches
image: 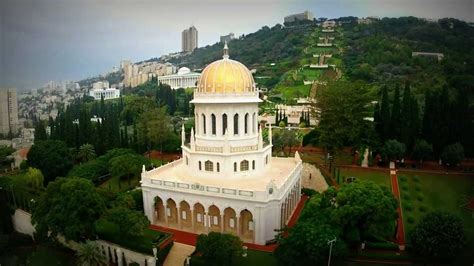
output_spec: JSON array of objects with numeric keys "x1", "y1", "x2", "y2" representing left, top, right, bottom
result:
[
  {"x1": 280, "y1": 181, "x2": 301, "y2": 228},
  {"x1": 154, "y1": 197, "x2": 255, "y2": 243},
  {"x1": 196, "y1": 112, "x2": 257, "y2": 136}
]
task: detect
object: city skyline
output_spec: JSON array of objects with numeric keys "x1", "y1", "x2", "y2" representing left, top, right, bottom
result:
[{"x1": 1, "y1": 0, "x2": 473, "y2": 90}]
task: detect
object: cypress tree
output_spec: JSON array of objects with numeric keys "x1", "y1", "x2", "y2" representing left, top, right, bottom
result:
[
  {"x1": 389, "y1": 84, "x2": 401, "y2": 139},
  {"x1": 380, "y1": 86, "x2": 391, "y2": 142},
  {"x1": 400, "y1": 82, "x2": 412, "y2": 148}
]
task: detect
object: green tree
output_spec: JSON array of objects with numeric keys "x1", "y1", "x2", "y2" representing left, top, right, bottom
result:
[
  {"x1": 410, "y1": 211, "x2": 466, "y2": 262},
  {"x1": 389, "y1": 84, "x2": 401, "y2": 139},
  {"x1": 77, "y1": 143, "x2": 97, "y2": 163},
  {"x1": 315, "y1": 80, "x2": 371, "y2": 150},
  {"x1": 137, "y1": 107, "x2": 171, "y2": 153},
  {"x1": 27, "y1": 140, "x2": 73, "y2": 185},
  {"x1": 275, "y1": 221, "x2": 346, "y2": 266},
  {"x1": 382, "y1": 139, "x2": 406, "y2": 161},
  {"x1": 379, "y1": 86, "x2": 391, "y2": 142},
  {"x1": 76, "y1": 240, "x2": 106, "y2": 266},
  {"x1": 195, "y1": 232, "x2": 242, "y2": 266},
  {"x1": 412, "y1": 139, "x2": 433, "y2": 163},
  {"x1": 31, "y1": 177, "x2": 106, "y2": 241},
  {"x1": 100, "y1": 206, "x2": 149, "y2": 237},
  {"x1": 108, "y1": 154, "x2": 150, "y2": 187},
  {"x1": 440, "y1": 142, "x2": 464, "y2": 166},
  {"x1": 24, "y1": 167, "x2": 44, "y2": 190},
  {"x1": 331, "y1": 181, "x2": 397, "y2": 243},
  {"x1": 34, "y1": 121, "x2": 48, "y2": 141}
]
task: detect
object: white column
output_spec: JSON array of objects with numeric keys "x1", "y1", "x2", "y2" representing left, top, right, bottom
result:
[
  {"x1": 191, "y1": 210, "x2": 195, "y2": 232},
  {"x1": 220, "y1": 214, "x2": 224, "y2": 233},
  {"x1": 177, "y1": 207, "x2": 182, "y2": 229},
  {"x1": 165, "y1": 205, "x2": 169, "y2": 226}
]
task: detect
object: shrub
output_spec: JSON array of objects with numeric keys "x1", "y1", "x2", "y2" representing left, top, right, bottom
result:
[
  {"x1": 417, "y1": 195, "x2": 424, "y2": 202},
  {"x1": 419, "y1": 206, "x2": 427, "y2": 212},
  {"x1": 401, "y1": 184, "x2": 409, "y2": 191},
  {"x1": 412, "y1": 175, "x2": 420, "y2": 182},
  {"x1": 407, "y1": 215, "x2": 415, "y2": 224},
  {"x1": 399, "y1": 176, "x2": 407, "y2": 182},
  {"x1": 402, "y1": 192, "x2": 410, "y2": 201},
  {"x1": 403, "y1": 202, "x2": 413, "y2": 211},
  {"x1": 414, "y1": 185, "x2": 421, "y2": 192},
  {"x1": 301, "y1": 188, "x2": 317, "y2": 196}
]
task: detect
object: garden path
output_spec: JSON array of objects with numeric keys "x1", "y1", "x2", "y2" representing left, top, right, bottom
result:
[
  {"x1": 163, "y1": 243, "x2": 195, "y2": 266},
  {"x1": 390, "y1": 168, "x2": 406, "y2": 248}
]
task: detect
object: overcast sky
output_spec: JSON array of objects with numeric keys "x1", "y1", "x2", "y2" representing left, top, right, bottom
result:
[{"x1": 1, "y1": 0, "x2": 473, "y2": 91}]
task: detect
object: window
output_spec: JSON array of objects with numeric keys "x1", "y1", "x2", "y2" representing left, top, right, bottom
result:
[
  {"x1": 199, "y1": 161, "x2": 202, "y2": 170},
  {"x1": 234, "y1": 162, "x2": 237, "y2": 172},
  {"x1": 252, "y1": 113, "x2": 256, "y2": 133},
  {"x1": 202, "y1": 114, "x2": 206, "y2": 134},
  {"x1": 233, "y1": 114, "x2": 239, "y2": 135},
  {"x1": 181, "y1": 210, "x2": 187, "y2": 220},
  {"x1": 217, "y1": 162, "x2": 220, "y2": 172},
  {"x1": 166, "y1": 207, "x2": 171, "y2": 217},
  {"x1": 213, "y1": 216, "x2": 218, "y2": 225},
  {"x1": 252, "y1": 160, "x2": 255, "y2": 170},
  {"x1": 211, "y1": 114, "x2": 216, "y2": 135},
  {"x1": 205, "y1": 160, "x2": 213, "y2": 171},
  {"x1": 229, "y1": 218, "x2": 235, "y2": 228},
  {"x1": 197, "y1": 213, "x2": 202, "y2": 222},
  {"x1": 244, "y1": 113, "x2": 249, "y2": 134},
  {"x1": 248, "y1": 220, "x2": 254, "y2": 231},
  {"x1": 240, "y1": 160, "x2": 249, "y2": 171},
  {"x1": 222, "y1": 114, "x2": 228, "y2": 135}
]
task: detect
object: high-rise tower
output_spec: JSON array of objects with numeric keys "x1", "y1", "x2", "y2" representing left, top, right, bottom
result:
[{"x1": 181, "y1": 26, "x2": 198, "y2": 52}]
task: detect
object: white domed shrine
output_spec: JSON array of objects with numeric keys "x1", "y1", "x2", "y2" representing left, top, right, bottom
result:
[{"x1": 141, "y1": 43, "x2": 302, "y2": 245}]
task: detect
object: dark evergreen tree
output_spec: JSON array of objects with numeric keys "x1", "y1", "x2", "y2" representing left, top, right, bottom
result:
[
  {"x1": 34, "y1": 121, "x2": 48, "y2": 141},
  {"x1": 389, "y1": 84, "x2": 401, "y2": 139},
  {"x1": 379, "y1": 86, "x2": 391, "y2": 142}
]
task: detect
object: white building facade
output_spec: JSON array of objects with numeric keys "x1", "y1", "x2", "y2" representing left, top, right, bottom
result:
[
  {"x1": 89, "y1": 88, "x2": 120, "y2": 100},
  {"x1": 141, "y1": 45, "x2": 302, "y2": 245},
  {"x1": 157, "y1": 67, "x2": 200, "y2": 90}
]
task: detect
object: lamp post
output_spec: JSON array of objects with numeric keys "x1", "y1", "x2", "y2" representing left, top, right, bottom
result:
[{"x1": 327, "y1": 237, "x2": 336, "y2": 266}]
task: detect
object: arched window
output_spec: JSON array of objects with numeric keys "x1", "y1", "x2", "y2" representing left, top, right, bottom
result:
[
  {"x1": 205, "y1": 160, "x2": 213, "y2": 171},
  {"x1": 217, "y1": 162, "x2": 220, "y2": 172},
  {"x1": 233, "y1": 114, "x2": 239, "y2": 135},
  {"x1": 222, "y1": 114, "x2": 227, "y2": 135},
  {"x1": 234, "y1": 162, "x2": 237, "y2": 172},
  {"x1": 202, "y1": 114, "x2": 206, "y2": 134},
  {"x1": 240, "y1": 160, "x2": 249, "y2": 171},
  {"x1": 199, "y1": 161, "x2": 202, "y2": 170},
  {"x1": 252, "y1": 113, "x2": 256, "y2": 133},
  {"x1": 252, "y1": 160, "x2": 255, "y2": 170},
  {"x1": 244, "y1": 113, "x2": 249, "y2": 134},
  {"x1": 211, "y1": 114, "x2": 216, "y2": 135}
]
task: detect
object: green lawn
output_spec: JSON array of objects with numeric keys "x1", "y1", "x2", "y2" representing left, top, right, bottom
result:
[
  {"x1": 398, "y1": 172, "x2": 473, "y2": 240},
  {"x1": 338, "y1": 167, "x2": 391, "y2": 188},
  {"x1": 299, "y1": 68, "x2": 322, "y2": 81},
  {"x1": 272, "y1": 84, "x2": 311, "y2": 100},
  {"x1": 191, "y1": 249, "x2": 277, "y2": 266}
]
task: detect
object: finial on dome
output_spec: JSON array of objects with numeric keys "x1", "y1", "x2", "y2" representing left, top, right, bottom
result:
[{"x1": 223, "y1": 41, "x2": 229, "y2": 59}]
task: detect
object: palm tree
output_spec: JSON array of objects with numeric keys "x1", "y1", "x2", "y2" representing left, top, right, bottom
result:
[
  {"x1": 76, "y1": 240, "x2": 106, "y2": 266},
  {"x1": 77, "y1": 143, "x2": 97, "y2": 163}
]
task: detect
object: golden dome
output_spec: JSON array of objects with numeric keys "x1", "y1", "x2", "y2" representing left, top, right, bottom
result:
[{"x1": 197, "y1": 43, "x2": 255, "y2": 94}]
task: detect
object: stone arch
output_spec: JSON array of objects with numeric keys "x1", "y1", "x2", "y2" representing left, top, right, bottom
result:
[
  {"x1": 193, "y1": 203, "x2": 205, "y2": 233},
  {"x1": 179, "y1": 200, "x2": 192, "y2": 230},
  {"x1": 240, "y1": 209, "x2": 254, "y2": 243},
  {"x1": 154, "y1": 196, "x2": 165, "y2": 224},
  {"x1": 208, "y1": 205, "x2": 221, "y2": 232},
  {"x1": 223, "y1": 207, "x2": 237, "y2": 235},
  {"x1": 166, "y1": 198, "x2": 178, "y2": 227}
]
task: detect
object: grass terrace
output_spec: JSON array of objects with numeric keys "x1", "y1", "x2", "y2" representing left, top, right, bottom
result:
[
  {"x1": 338, "y1": 167, "x2": 391, "y2": 188},
  {"x1": 190, "y1": 249, "x2": 277, "y2": 266}
]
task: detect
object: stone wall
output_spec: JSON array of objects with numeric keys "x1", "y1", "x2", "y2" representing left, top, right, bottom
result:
[{"x1": 12, "y1": 209, "x2": 36, "y2": 238}]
